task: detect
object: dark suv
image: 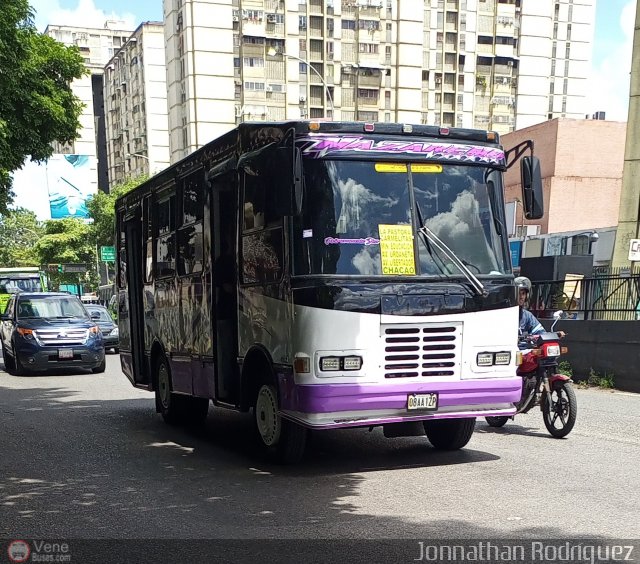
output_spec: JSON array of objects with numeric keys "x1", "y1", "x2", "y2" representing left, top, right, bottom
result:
[{"x1": 0, "y1": 292, "x2": 105, "y2": 375}]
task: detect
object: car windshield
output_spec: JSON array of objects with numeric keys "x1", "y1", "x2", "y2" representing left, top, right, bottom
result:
[
  {"x1": 17, "y1": 296, "x2": 89, "y2": 319},
  {"x1": 87, "y1": 308, "x2": 112, "y2": 322},
  {"x1": 292, "y1": 159, "x2": 509, "y2": 277}
]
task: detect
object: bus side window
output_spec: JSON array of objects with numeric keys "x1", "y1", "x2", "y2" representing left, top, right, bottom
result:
[
  {"x1": 241, "y1": 170, "x2": 284, "y2": 285},
  {"x1": 154, "y1": 190, "x2": 177, "y2": 278}
]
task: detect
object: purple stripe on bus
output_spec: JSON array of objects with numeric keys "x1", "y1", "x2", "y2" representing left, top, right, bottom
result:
[{"x1": 278, "y1": 377, "x2": 522, "y2": 413}]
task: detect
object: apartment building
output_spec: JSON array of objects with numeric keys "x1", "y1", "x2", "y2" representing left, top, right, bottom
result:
[
  {"x1": 104, "y1": 22, "x2": 171, "y2": 188},
  {"x1": 44, "y1": 22, "x2": 134, "y2": 191},
  {"x1": 163, "y1": 0, "x2": 595, "y2": 163}
]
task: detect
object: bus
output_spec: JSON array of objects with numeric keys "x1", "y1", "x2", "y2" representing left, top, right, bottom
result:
[
  {"x1": 0, "y1": 267, "x2": 48, "y2": 313},
  {"x1": 115, "y1": 121, "x2": 543, "y2": 463}
]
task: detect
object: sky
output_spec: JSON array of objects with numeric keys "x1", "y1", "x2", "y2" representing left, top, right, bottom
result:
[{"x1": 29, "y1": 0, "x2": 638, "y2": 121}]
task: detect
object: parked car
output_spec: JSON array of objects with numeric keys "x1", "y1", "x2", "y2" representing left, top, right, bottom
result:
[
  {"x1": 84, "y1": 304, "x2": 119, "y2": 353},
  {"x1": 0, "y1": 292, "x2": 105, "y2": 375}
]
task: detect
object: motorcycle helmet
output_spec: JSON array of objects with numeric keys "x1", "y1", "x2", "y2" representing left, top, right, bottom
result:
[{"x1": 514, "y1": 276, "x2": 532, "y2": 293}]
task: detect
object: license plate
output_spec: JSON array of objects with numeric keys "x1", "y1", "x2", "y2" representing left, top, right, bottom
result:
[
  {"x1": 58, "y1": 349, "x2": 73, "y2": 359},
  {"x1": 407, "y1": 393, "x2": 438, "y2": 411}
]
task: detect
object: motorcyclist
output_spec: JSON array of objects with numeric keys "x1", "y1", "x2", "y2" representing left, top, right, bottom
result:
[{"x1": 515, "y1": 276, "x2": 544, "y2": 338}]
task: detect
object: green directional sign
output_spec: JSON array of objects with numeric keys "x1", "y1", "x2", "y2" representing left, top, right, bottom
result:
[{"x1": 100, "y1": 246, "x2": 116, "y2": 262}]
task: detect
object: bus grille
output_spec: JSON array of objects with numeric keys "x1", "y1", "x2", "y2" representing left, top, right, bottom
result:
[{"x1": 383, "y1": 323, "x2": 462, "y2": 378}]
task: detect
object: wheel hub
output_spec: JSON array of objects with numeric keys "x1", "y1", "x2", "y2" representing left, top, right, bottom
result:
[{"x1": 255, "y1": 386, "x2": 281, "y2": 447}]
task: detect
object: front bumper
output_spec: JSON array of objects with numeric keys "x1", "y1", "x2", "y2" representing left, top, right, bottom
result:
[
  {"x1": 101, "y1": 334, "x2": 119, "y2": 348},
  {"x1": 15, "y1": 344, "x2": 105, "y2": 372},
  {"x1": 279, "y1": 377, "x2": 522, "y2": 429}
]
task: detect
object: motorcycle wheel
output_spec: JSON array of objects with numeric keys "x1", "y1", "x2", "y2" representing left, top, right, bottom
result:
[
  {"x1": 542, "y1": 381, "x2": 577, "y2": 438},
  {"x1": 485, "y1": 416, "x2": 509, "y2": 428}
]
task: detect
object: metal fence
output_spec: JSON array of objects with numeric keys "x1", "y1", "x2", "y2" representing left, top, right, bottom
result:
[{"x1": 529, "y1": 267, "x2": 640, "y2": 321}]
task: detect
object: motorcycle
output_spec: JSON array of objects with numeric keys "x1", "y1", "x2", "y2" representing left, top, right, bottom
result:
[{"x1": 486, "y1": 310, "x2": 577, "y2": 438}]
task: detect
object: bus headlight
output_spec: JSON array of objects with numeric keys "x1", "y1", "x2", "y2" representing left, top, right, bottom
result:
[
  {"x1": 343, "y1": 356, "x2": 362, "y2": 370},
  {"x1": 319, "y1": 355, "x2": 363, "y2": 371},
  {"x1": 476, "y1": 352, "x2": 494, "y2": 367},
  {"x1": 320, "y1": 357, "x2": 341, "y2": 371},
  {"x1": 494, "y1": 352, "x2": 511, "y2": 365}
]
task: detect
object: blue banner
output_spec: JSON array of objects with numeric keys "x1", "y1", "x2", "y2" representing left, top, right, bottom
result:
[{"x1": 509, "y1": 240, "x2": 522, "y2": 268}]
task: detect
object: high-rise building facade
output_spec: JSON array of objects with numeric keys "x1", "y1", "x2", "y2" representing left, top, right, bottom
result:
[
  {"x1": 163, "y1": 0, "x2": 595, "y2": 163},
  {"x1": 104, "y1": 22, "x2": 171, "y2": 188},
  {"x1": 44, "y1": 22, "x2": 135, "y2": 190}
]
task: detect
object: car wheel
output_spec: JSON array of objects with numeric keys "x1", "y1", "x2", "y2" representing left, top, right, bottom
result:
[
  {"x1": 14, "y1": 350, "x2": 28, "y2": 376},
  {"x1": 113, "y1": 347, "x2": 119, "y2": 354},
  {"x1": 92, "y1": 358, "x2": 106, "y2": 374}
]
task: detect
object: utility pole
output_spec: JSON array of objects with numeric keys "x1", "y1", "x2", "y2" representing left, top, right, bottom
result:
[{"x1": 611, "y1": 2, "x2": 640, "y2": 267}]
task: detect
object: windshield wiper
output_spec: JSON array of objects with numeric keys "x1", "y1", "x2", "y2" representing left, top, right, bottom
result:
[
  {"x1": 413, "y1": 200, "x2": 454, "y2": 276},
  {"x1": 418, "y1": 224, "x2": 488, "y2": 297}
]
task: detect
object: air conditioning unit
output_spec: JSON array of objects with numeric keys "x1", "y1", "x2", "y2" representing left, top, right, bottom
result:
[
  {"x1": 299, "y1": 96, "x2": 306, "y2": 103},
  {"x1": 267, "y1": 14, "x2": 277, "y2": 23},
  {"x1": 266, "y1": 85, "x2": 273, "y2": 92},
  {"x1": 232, "y1": 15, "x2": 239, "y2": 22}
]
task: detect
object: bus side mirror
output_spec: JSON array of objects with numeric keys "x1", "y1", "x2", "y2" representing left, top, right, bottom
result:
[{"x1": 521, "y1": 156, "x2": 544, "y2": 220}]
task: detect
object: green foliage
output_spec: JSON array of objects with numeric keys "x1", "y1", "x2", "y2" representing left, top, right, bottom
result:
[
  {"x1": 0, "y1": 208, "x2": 44, "y2": 266},
  {"x1": 86, "y1": 175, "x2": 148, "y2": 247},
  {"x1": 0, "y1": 0, "x2": 86, "y2": 212},
  {"x1": 557, "y1": 361, "x2": 573, "y2": 378},
  {"x1": 587, "y1": 368, "x2": 615, "y2": 389},
  {"x1": 33, "y1": 217, "x2": 97, "y2": 289}
]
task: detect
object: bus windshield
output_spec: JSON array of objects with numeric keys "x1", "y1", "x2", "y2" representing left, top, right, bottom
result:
[{"x1": 293, "y1": 159, "x2": 510, "y2": 277}]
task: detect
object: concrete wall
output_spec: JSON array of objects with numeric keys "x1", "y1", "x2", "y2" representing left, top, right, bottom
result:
[{"x1": 542, "y1": 319, "x2": 640, "y2": 393}]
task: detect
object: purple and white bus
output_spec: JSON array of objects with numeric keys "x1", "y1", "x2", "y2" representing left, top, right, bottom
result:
[{"x1": 116, "y1": 121, "x2": 543, "y2": 463}]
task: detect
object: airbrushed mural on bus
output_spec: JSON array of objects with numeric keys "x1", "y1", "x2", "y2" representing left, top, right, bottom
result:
[{"x1": 115, "y1": 121, "x2": 544, "y2": 463}]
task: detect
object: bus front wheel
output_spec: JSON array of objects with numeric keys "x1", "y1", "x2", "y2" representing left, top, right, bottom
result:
[
  {"x1": 254, "y1": 383, "x2": 307, "y2": 464},
  {"x1": 155, "y1": 356, "x2": 208, "y2": 426},
  {"x1": 423, "y1": 417, "x2": 476, "y2": 450}
]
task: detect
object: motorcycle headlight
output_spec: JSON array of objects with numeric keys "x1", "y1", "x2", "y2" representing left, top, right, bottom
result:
[{"x1": 544, "y1": 344, "x2": 561, "y2": 357}]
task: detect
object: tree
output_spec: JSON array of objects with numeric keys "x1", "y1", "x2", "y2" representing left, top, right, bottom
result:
[
  {"x1": 87, "y1": 175, "x2": 148, "y2": 247},
  {"x1": 0, "y1": 0, "x2": 86, "y2": 212},
  {"x1": 34, "y1": 217, "x2": 97, "y2": 290},
  {"x1": 0, "y1": 208, "x2": 44, "y2": 266}
]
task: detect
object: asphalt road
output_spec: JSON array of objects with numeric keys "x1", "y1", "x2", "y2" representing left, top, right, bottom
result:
[{"x1": 1, "y1": 352, "x2": 639, "y2": 548}]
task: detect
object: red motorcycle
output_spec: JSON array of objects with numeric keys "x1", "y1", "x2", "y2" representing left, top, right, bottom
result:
[{"x1": 486, "y1": 311, "x2": 577, "y2": 438}]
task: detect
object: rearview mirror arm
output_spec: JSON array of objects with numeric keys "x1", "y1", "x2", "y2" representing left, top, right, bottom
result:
[{"x1": 505, "y1": 139, "x2": 534, "y2": 170}]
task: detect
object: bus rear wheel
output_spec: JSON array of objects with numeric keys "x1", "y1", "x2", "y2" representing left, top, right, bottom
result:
[
  {"x1": 423, "y1": 417, "x2": 476, "y2": 450},
  {"x1": 155, "y1": 355, "x2": 208, "y2": 426},
  {"x1": 254, "y1": 383, "x2": 307, "y2": 464}
]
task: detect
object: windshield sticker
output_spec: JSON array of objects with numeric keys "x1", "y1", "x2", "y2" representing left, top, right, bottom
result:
[
  {"x1": 324, "y1": 237, "x2": 380, "y2": 246},
  {"x1": 303, "y1": 229, "x2": 313, "y2": 238},
  {"x1": 379, "y1": 224, "x2": 416, "y2": 276},
  {"x1": 300, "y1": 135, "x2": 505, "y2": 166}
]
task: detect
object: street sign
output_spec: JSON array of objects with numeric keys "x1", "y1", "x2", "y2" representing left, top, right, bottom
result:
[
  {"x1": 100, "y1": 246, "x2": 116, "y2": 262},
  {"x1": 63, "y1": 264, "x2": 87, "y2": 273}
]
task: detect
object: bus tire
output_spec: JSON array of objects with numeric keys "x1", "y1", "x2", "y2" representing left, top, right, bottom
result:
[
  {"x1": 424, "y1": 417, "x2": 476, "y2": 450},
  {"x1": 254, "y1": 383, "x2": 307, "y2": 464},
  {"x1": 155, "y1": 355, "x2": 186, "y2": 425}
]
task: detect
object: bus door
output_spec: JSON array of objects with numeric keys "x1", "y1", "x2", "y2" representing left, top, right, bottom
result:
[
  {"x1": 122, "y1": 202, "x2": 147, "y2": 386},
  {"x1": 208, "y1": 168, "x2": 239, "y2": 404}
]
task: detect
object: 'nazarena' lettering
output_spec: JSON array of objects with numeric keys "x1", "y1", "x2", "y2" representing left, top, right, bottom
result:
[{"x1": 301, "y1": 135, "x2": 505, "y2": 165}]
